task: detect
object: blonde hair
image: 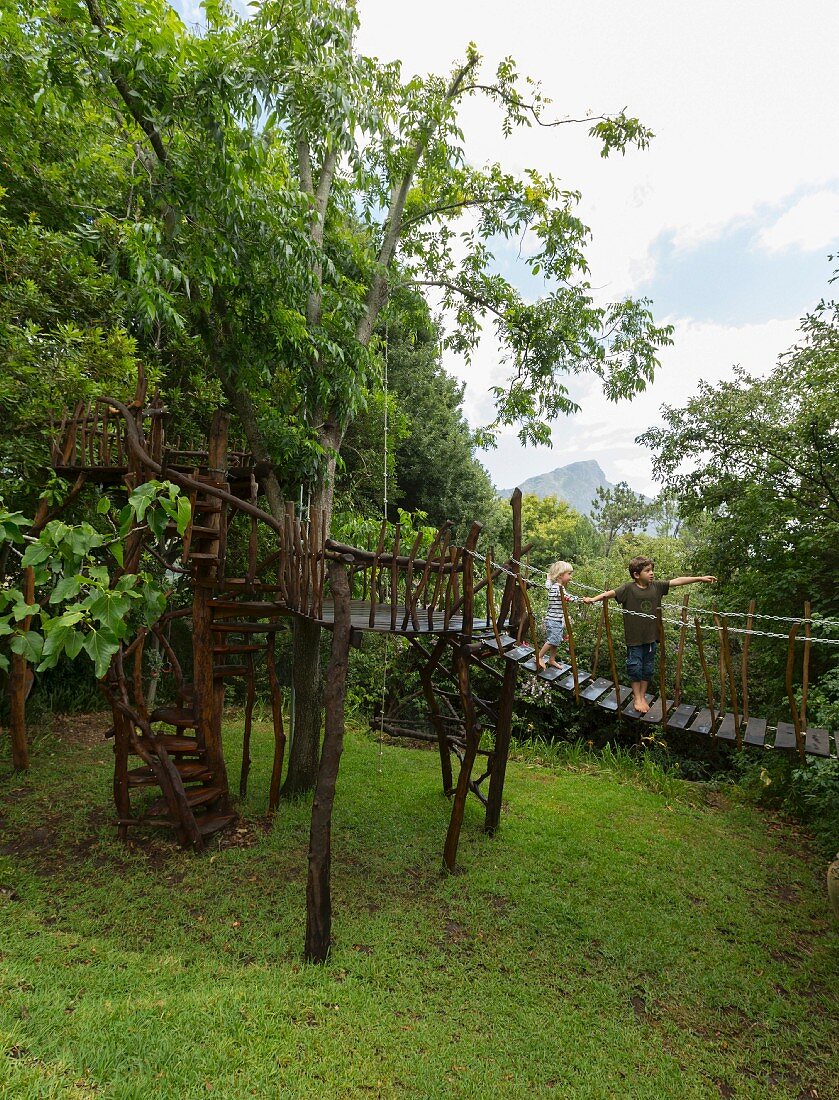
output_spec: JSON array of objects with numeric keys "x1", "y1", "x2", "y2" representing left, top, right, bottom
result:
[{"x1": 548, "y1": 560, "x2": 574, "y2": 583}]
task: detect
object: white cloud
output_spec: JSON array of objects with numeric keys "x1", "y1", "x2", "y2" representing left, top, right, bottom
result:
[
  {"x1": 466, "y1": 315, "x2": 801, "y2": 496},
  {"x1": 756, "y1": 190, "x2": 839, "y2": 254}
]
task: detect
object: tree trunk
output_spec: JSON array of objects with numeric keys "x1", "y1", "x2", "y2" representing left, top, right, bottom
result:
[
  {"x1": 282, "y1": 614, "x2": 324, "y2": 796},
  {"x1": 304, "y1": 560, "x2": 351, "y2": 963},
  {"x1": 282, "y1": 425, "x2": 341, "y2": 795}
]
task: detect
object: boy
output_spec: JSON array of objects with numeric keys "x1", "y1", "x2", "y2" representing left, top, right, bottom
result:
[{"x1": 582, "y1": 557, "x2": 716, "y2": 714}]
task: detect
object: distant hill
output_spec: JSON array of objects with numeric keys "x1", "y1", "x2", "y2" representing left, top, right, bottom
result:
[{"x1": 499, "y1": 460, "x2": 614, "y2": 516}]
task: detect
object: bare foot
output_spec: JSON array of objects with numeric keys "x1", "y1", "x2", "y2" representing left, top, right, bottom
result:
[
  {"x1": 536, "y1": 661, "x2": 545, "y2": 671},
  {"x1": 636, "y1": 698, "x2": 650, "y2": 714},
  {"x1": 548, "y1": 660, "x2": 562, "y2": 668}
]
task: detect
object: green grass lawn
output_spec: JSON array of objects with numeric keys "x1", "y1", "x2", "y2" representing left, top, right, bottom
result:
[{"x1": 0, "y1": 712, "x2": 836, "y2": 1099}]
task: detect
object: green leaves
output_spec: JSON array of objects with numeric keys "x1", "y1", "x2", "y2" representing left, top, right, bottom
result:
[{"x1": 0, "y1": 480, "x2": 188, "y2": 681}]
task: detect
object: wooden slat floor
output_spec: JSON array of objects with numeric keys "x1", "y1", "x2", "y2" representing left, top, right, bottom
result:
[{"x1": 211, "y1": 602, "x2": 837, "y2": 758}]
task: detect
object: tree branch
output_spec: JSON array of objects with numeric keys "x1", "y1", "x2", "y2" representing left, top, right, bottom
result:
[{"x1": 84, "y1": 0, "x2": 168, "y2": 165}]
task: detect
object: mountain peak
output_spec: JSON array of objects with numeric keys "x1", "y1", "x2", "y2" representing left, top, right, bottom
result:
[{"x1": 500, "y1": 461, "x2": 613, "y2": 515}]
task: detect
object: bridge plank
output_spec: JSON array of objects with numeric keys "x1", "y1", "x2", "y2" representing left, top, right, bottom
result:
[
  {"x1": 622, "y1": 693, "x2": 655, "y2": 719},
  {"x1": 688, "y1": 708, "x2": 715, "y2": 736},
  {"x1": 580, "y1": 677, "x2": 614, "y2": 702},
  {"x1": 558, "y1": 668, "x2": 592, "y2": 693},
  {"x1": 482, "y1": 634, "x2": 518, "y2": 653},
  {"x1": 804, "y1": 727, "x2": 830, "y2": 757},
  {"x1": 744, "y1": 718, "x2": 767, "y2": 747},
  {"x1": 716, "y1": 713, "x2": 739, "y2": 742},
  {"x1": 598, "y1": 685, "x2": 632, "y2": 712},
  {"x1": 666, "y1": 703, "x2": 696, "y2": 730},
  {"x1": 774, "y1": 722, "x2": 798, "y2": 750},
  {"x1": 640, "y1": 697, "x2": 667, "y2": 724},
  {"x1": 505, "y1": 645, "x2": 535, "y2": 662}
]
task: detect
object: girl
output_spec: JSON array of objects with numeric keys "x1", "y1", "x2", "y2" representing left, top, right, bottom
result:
[{"x1": 537, "y1": 560, "x2": 579, "y2": 671}]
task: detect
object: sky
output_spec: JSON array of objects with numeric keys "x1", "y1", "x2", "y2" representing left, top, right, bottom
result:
[
  {"x1": 176, "y1": 0, "x2": 839, "y2": 495},
  {"x1": 353, "y1": 0, "x2": 839, "y2": 494}
]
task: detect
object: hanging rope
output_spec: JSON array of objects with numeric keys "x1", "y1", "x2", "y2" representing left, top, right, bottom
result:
[{"x1": 377, "y1": 321, "x2": 390, "y2": 772}]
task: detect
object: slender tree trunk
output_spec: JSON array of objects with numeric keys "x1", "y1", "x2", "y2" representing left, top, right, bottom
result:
[
  {"x1": 305, "y1": 559, "x2": 351, "y2": 962},
  {"x1": 282, "y1": 425, "x2": 341, "y2": 794}
]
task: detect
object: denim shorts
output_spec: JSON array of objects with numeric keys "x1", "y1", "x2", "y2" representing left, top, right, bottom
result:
[
  {"x1": 544, "y1": 620, "x2": 566, "y2": 646},
  {"x1": 626, "y1": 642, "x2": 657, "y2": 683}
]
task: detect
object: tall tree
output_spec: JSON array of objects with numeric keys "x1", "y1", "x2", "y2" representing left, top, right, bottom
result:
[
  {"x1": 11, "y1": 0, "x2": 672, "y2": 791},
  {"x1": 589, "y1": 481, "x2": 651, "y2": 555}
]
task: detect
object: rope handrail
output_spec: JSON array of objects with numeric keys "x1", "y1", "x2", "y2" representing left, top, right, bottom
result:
[
  {"x1": 461, "y1": 549, "x2": 839, "y2": 646},
  {"x1": 501, "y1": 554, "x2": 839, "y2": 629}
]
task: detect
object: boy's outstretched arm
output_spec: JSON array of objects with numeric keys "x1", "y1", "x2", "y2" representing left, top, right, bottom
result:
[
  {"x1": 669, "y1": 575, "x2": 717, "y2": 587},
  {"x1": 582, "y1": 589, "x2": 617, "y2": 604}
]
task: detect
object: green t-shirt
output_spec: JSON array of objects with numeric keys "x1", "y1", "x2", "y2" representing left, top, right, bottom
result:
[{"x1": 613, "y1": 579, "x2": 670, "y2": 646}]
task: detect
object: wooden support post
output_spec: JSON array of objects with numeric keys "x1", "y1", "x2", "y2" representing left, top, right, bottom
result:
[
  {"x1": 443, "y1": 643, "x2": 481, "y2": 872},
  {"x1": 239, "y1": 652, "x2": 256, "y2": 798},
  {"x1": 460, "y1": 523, "x2": 482, "y2": 637},
  {"x1": 305, "y1": 560, "x2": 352, "y2": 963},
  {"x1": 800, "y1": 600, "x2": 811, "y2": 732},
  {"x1": 656, "y1": 609, "x2": 667, "y2": 730},
  {"x1": 694, "y1": 618, "x2": 717, "y2": 729},
  {"x1": 720, "y1": 617, "x2": 741, "y2": 748},
  {"x1": 484, "y1": 659, "x2": 518, "y2": 835},
  {"x1": 604, "y1": 598, "x2": 621, "y2": 703},
  {"x1": 784, "y1": 622, "x2": 805, "y2": 760},
  {"x1": 266, "y1": 632, "x2": 286, "y2": 814},
  {"x1": 673, "y1": 593, "x2": 690, "y2": 706},
  {"x1": 741, "y1": 599, "x2": 755, "y2": 724},
  {"x1": 562, "y1": 585, "x2": 580, "y2": 702},
  {"x1": 419, "y1": 637, "x2": 454, "y2": 794},
  {"x1": 499, "y1": 489, "x2": 523, "y2": 633}
]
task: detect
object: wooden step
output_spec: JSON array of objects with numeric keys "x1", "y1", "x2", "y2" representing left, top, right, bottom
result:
[
  {"x1": 194, "y1": 501, "x2": 222, "y2": 514},
  {"x1": 166, "y1": 522, "x2": 218, "y2": 537},
  {"x1": 127, "y1": 761, "x2": 212, "y2": 787},
  {"x1": 150, "y1": 734, "x2": 203, "y2": 755},
  {"x1": 188, "y1": 552, "x2": 221, "y2": 562},
  {"x1": 213, "y1": 664, "x2": 250, "y2": 678},
  {"x1": 211, "y1": 644, "x2": 263, "y2": 654},
  {"x1": 211, "y1": 622, "x2": 283, "y2": 633},
  {"x1": 196, "y1": 812, "x2": 237, "y2": 837},
  {"x1": 146, "y1": 785, "x2": 225, "y2": 817},
  {"x1": 150, "y1": 705, "x2": 197, "y2": 728}
]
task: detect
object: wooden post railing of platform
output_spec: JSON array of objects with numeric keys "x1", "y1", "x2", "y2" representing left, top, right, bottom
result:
[
  {"x1": 656, "y1": 609, "x2": 667, "y2": 729},
  {"x1": 673, "y1": 594, "x2": 690, "y2": 707},
  {"x1": 741, "y1": 599, "x2": 755, "y2": 723},
  {"x1": 460, "y1": 522, "x2": 482, "y2": 636},
  {"x1": 305, "y1": 558, "x2": 352, "y2": 963},
  {"x1": 562, "y1": 587, "x2": 580, "y2": 702},
  {"x1": 695, "y1": 617, "x2": 717, "y2": 729},
  {"x1": 720, "y1": 616, "x2": 742, "y2": 749},
  {"x1": 603, "y1": 598, "x2": 621, "y2": 704},
  {"x1": 801, "y1": 600, "x2": 812, "y2": 732},
  {"x1": 498, "y1": 489, "x2": 522, "y2": 633},
  {"x1": 785, "y1": 621, "x2": 806, "y2": 759}
]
